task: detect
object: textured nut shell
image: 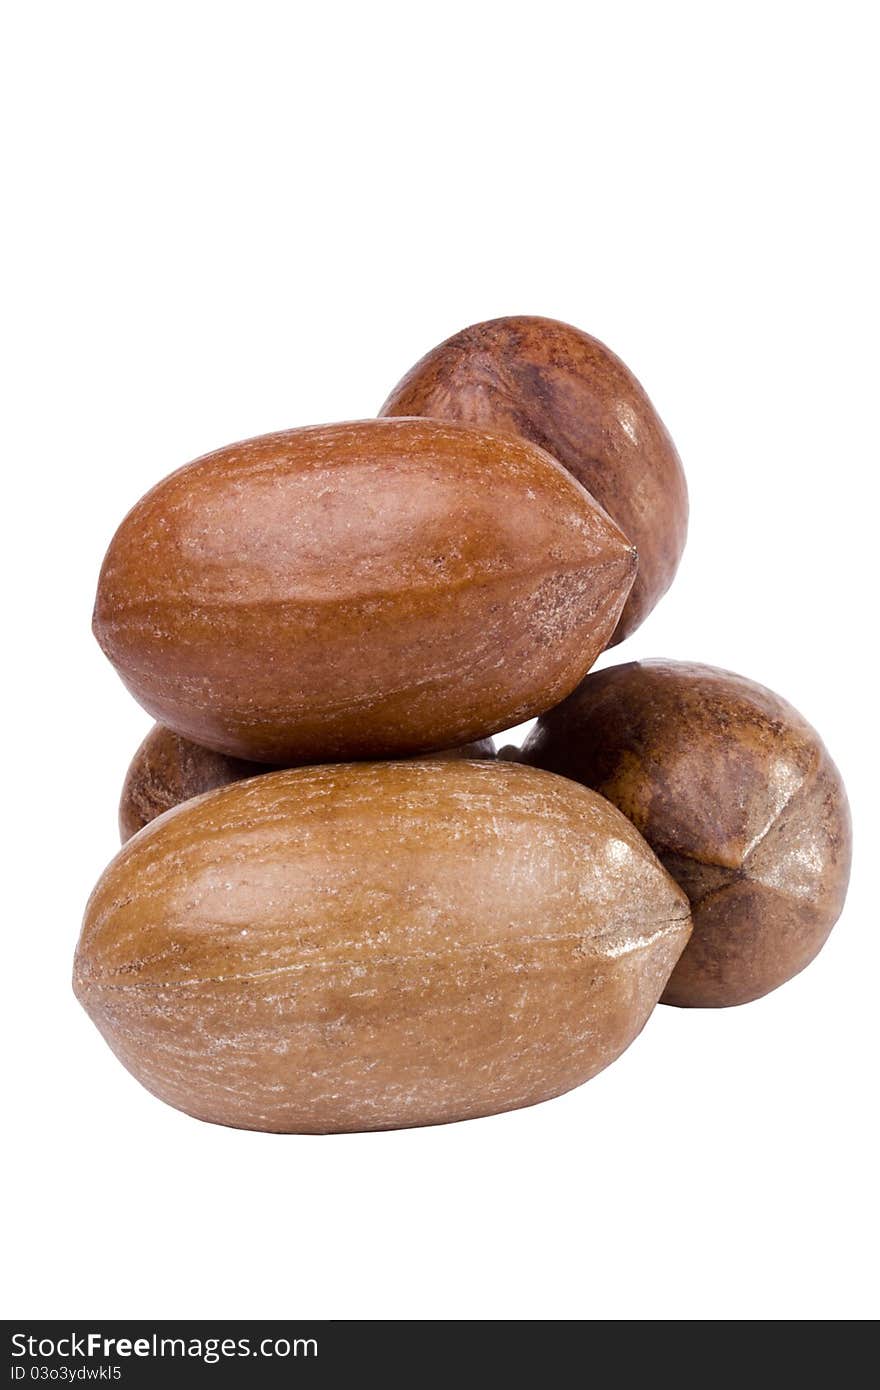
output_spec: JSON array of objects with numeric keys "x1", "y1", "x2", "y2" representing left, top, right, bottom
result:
[
  {"x1": 119, "y1": 723, "x2": 497, "y2": 842},
  {"x1": 381, "y1": 316, "x2": 687, "y2": 643},
  {"x1": 75, "y1": 760, "x2": 690, "y2": 1133},
  {"x1": 93, "y1": 418, "x2": 636, "y2": 763},
  {"x1": 521, "y1": 661, "x2": 851, "y2": 1007}
]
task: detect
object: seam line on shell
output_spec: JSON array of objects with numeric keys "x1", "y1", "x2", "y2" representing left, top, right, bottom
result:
[
  {"x1": 739, "y1": 747, "x2": 822, "y2": 864},
  {"x1": 97, "y1": 550, "x2": 637, "y2": 640},
  {"x1": 77, "y1": 914, "x2": 691, "y2": 990}
]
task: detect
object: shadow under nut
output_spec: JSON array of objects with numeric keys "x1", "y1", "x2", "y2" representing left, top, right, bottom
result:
[
  {"x1": 380, "y1": 316, "x2": 687, "y2": 644},
  {"x1": 521, "y1": 660, "x2": 851, "y2": 1007},
  {"x1": 119, "y1": 723, "x2": 497, "y2": 841},
  {"x1": 76, "y1": 760, "x2": 691, "y2": 1134},
  {"x1": 93, "y1": 417, "x2": 636, "y2": 764}
]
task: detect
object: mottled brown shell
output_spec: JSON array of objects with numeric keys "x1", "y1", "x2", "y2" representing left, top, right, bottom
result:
[
  {"x1": 75, "y1": 760, "x2": 691, "y2": 1133},
  {"x1": 119, "y1": 723, "x2": 496, "y2": 841},
  {"x1": 521, "y1": 660, "x2": 851, "y2": 1007},
  {"x1": 381, "y1": 316, "x2": 687, "y2": 643},
  {"x1": 93, "y1": 418, "x2": 636, "y2": 763}
]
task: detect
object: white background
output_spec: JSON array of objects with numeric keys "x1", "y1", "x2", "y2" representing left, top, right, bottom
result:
[{"x1": 3, "y1": 1, "x2": 877, "y2": 1321}]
